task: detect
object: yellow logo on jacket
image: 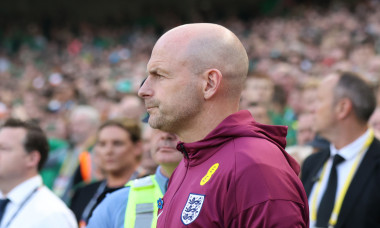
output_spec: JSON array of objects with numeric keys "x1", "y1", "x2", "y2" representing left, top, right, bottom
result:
[{"x1": 200, "y1": 163, "x2": 219, "y2": 186}]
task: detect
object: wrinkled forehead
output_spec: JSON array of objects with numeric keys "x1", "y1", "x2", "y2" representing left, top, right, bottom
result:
[
  {"x1": 147, "y1": 41, "x2": 190, "y2": 75},
  {"x1": 150, "y1": 33, "x2": 189, "y2": 60}
]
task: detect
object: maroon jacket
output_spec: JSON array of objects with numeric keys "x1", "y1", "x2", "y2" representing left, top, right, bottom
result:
[{"x1": 157, "y1": 110, "x2": 309, "y2": 227}]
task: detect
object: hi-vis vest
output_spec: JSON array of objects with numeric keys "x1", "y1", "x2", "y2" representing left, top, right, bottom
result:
[{"x1": 124, "y1": 175, "x2": 163, "y2": 228}]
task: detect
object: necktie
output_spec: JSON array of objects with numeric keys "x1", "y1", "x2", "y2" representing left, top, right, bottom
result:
[
  {"x1": 316, "y1": 154, "x2": 345, "y2": 227},
  {"x1": 0, "y1": 198, "x2": 10, "y2": 223}
]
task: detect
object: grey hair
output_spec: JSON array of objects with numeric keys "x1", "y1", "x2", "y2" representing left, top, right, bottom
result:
[
  {"x1": 70, "y1": 105, "x2": 101, "y2": 125},
  {"x1": 333, "y1": 72, "x2": 376, "y2": 122}
]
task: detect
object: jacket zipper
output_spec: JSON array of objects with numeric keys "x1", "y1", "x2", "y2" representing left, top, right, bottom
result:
[
  {"x1": 179, "y1": 143, "x2": 189, "y2": 160},
  {"x1": 164, "y1": 143, "x2": 189, "y2": 226}
]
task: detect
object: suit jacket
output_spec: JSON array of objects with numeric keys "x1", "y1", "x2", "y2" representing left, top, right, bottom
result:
[{"x1": 301, "y1": 138, "x2": 380, "y2": 228}]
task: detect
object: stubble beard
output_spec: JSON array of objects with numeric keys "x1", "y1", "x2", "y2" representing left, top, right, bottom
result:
[{"x1": 148, "y1": 93, "x2": 203, "y2": 134}]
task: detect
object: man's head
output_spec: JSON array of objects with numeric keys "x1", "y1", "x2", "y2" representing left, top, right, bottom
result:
[
  {"x1": 296, "y1": 112, "x2": 315, "y2": 145},
  {"x1": 241, "y1": 72, "x2": 274, "y2": 108},
  {"x1": 246, "y1": 102, "x2": 271, "y2": 125},
  {"x1": 95, "y1": 118, "x2": 142, "y2": 176},
  {"x1": 0, "y1": 118, "x2": 49, "y2": 193},
  {"x1": 150, "y1": 129, "x2": 182, "y2": 177},
  {"x1": 314, "y1": 71, "x2": 376, "y2": 141},
  {"x1": 138, "y1": 23, "x2": 249, "y2": 138},
  {"x1": 68, "y1": 105, "x2": 100, "y2": 146},
  {"x1": 117, "y1": 94, "x2": 146, "y2": 120}
]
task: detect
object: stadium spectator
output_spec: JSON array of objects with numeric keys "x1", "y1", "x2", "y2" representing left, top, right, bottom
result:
[
  {"x1": 87, "y1": 129, "x2": 182, "y2": 228},
  {"x1": 53, "y1": 105, "x2": 101, "y2": 203},
  {"x1": 69, "y1": 118, "x2": 142, "y2": 227}
]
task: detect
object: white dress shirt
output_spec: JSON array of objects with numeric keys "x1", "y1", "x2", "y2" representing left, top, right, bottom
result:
[
  {"x1": 308, "y1": 129, "x2": 371, "y2": 228},
  {"x1": 0, "y1": 175, "x2": 77, "y2": 228}
]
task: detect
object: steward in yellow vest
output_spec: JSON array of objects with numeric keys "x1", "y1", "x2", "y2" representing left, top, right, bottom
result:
[
  {"x1": 87, "y1": 130, "x2": 183, "y2": 228},
  {"x1": 124, "y1": 175, "x2": 163, "y2": 228}
]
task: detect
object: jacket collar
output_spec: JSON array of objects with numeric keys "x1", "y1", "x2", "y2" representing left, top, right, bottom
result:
[{"x1": 176, "y1": 110, "x2": 291, "y2": 169}]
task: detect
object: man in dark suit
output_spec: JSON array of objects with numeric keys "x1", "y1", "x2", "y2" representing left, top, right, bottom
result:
[{"x1": 301, "y1": 71, "x2": 380, "y2": 228}]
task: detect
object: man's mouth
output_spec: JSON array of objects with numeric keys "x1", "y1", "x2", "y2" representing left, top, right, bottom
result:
[{"x1": 157, "y1": 146, "x2": 177, "y2": 153}]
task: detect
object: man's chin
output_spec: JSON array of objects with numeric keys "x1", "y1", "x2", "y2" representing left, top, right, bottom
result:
[
  {"x1": 148, "y1": 117, "x2": 161, "y2": 129},
  {"x1": 149, "y1": 119, "x2": 173, "y2": 132}
]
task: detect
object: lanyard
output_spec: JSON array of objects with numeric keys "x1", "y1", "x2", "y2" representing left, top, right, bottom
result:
[
  {"x1": 79, "y1": 172, "x2": 139, "y2": 228},
  {"x1": 2, "y1": 186, "x2": 41, "y2": 228},
  {"x1": 311, "y1": 130, "x2": 374, "y2": 227},
  {"x1": 79, "y1": 181, "x2": 107, "y2": 227}
]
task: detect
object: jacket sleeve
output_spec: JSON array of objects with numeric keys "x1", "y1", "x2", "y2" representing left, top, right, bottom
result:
[{"x1": 228, "y1": 200, "x2": 308, "y2": 228}]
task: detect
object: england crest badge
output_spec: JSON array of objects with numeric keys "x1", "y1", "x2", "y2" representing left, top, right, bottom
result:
[{"x1": 181, "y1": 193, "x2": 205, "y2": 225}]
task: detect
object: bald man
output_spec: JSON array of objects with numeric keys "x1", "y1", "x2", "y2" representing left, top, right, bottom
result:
[{"x1": 138, "y1": 23, "x2": 309, "y2": 227}]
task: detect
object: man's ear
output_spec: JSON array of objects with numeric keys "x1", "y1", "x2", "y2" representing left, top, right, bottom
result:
[
  {"x1": 336, "y1": 98, "x2": 352, "y2": 120},
  {"x1": 203, "y1": 69, "x2": 222, "y2": 100},
  {"x1": 26, "y1": 150, "x2": 41, "y2": 169}
]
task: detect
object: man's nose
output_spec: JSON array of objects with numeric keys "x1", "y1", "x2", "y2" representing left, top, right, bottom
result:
[
  {"x1": 138, "y1": 77, "x2": 153, "y2": 99},
  {"x1": 157, "y1": 131, "x2": 178, "y2": 142}
]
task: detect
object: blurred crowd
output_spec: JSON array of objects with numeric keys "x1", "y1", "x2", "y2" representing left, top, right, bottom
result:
[{"x1": 2, "y1": 1, "x2": 380, "y2": 224}]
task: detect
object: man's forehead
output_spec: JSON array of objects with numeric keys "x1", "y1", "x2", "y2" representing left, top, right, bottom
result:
[
  {"x1": 0, "y1": 127, "x2": 26, "y2": 134},
  {"x1": 147, "y1": 47, "x2": 171, "y2": 70},
  {"x1": 316, "y1": 79, "x2": 337, "y2": 99},
  {"x1": 150, "y1": 40, "x2": 186, "y2": 59},
  {"x1": 153, "y1": 34, "x2": 188, "y2": 57},
  {"x1": 147, "y1": 52, "x2": 187, "y2": 76},
  {"x1": 146, "y1": 65, "x2": 169, "y2": 75},
  {"x1": 324, "y1": 73, "x2": 339, "y2": 81},
  {"x1": 0, "y1": 127, "x2": 26, "y2": 142}
]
